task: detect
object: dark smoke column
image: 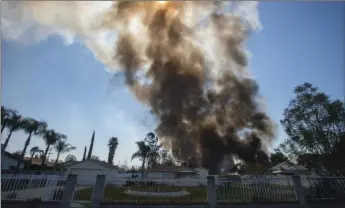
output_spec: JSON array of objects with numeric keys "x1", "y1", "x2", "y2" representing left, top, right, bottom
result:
[{"x1": 105, "y1": 1, "x2": 276, "y2": 173}]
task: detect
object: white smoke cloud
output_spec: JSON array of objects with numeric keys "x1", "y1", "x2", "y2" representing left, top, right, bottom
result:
[{"x1": 1, "y1": 1, "x2": 262, "y2": 71}]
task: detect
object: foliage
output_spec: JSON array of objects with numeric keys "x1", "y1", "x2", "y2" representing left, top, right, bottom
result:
[
  {"x1": 279, "y1": 83, "x2": 345, "y2": 175},
  {"x1": 1, "y1": 105, "x2": 16, "y2": 133},
  {"x1": 131, "y1": 140, "x2": 151, "y2": 177},
  {"x1": 12, "y1": 150, "x2": 22, "y2": 159},
  {"x1": 1, "y1": 110, "x2": 23, "y2": 154},
  {"x1": 15, "y1": 117, "x2": 47, "y2": 172},
  {"x1": 30, "y1": 146, "x2": 44, "y2": 158},
  {"x1": 107, "y1": 137, "x2": 119, "y2": 165},
  {"x1": 54, "y1": 140, "x2": 76, "y2": 164},
  {"x1": 87, "y1": 131, "x2": 95, "y2": 160},
  {"x1": 159, "y1": 149, "x2": 175, "y2": 166},
  {"x1": 65, "y1": 154, "x2": 77, "y2": 162},
  {"x1": 41, "y1": 130, "x2": 67, "y2": 169},
  {"x1": 270, "y1": 149, "x2": 289, "y2": 166},
  {"x1": 91, "y1": 155, "x2": 100, "y2": 161}
]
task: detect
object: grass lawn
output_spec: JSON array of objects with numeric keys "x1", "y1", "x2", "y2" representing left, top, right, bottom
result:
[
  {"x1": 73, "y1": 183, "x2": 297, "y2": 203},
  {"x1": 73, "y1": 184, "x2": 207, "y2": 203}
]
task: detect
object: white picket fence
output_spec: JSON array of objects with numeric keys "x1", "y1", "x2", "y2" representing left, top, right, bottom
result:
[
  {"x1": 2, "y1": 174, "x2": 345, "y2": 203},
  {"x1": 1, "y1": 174, "x2": 66, "y2": 201}
]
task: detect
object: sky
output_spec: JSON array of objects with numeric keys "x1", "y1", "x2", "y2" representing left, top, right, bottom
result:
[{"x1": 1, "y1": 1, "x2": 344, "y2": 166}]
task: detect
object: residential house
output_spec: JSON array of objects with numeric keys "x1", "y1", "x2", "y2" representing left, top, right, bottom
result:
[
  {"x1": 24, "y1": 157, "x2": 55, "y2": 169},
  {"x1": 268, "y1": 161, "x2": 308, "y2": 175},
  {"x1": 64, "y1": 159, "x2": 119, "y2": 185},
  {"x1": 1, "y1": 151, "x2": 24, "y2": 173},
  {"x1": 147, "y1": 166, "x2": 209, "y2": 179}
]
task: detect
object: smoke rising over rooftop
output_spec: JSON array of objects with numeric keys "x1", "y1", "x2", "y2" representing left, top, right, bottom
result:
[{"x1": 1, "y1": 1, "x2": 276, "y2": 173}]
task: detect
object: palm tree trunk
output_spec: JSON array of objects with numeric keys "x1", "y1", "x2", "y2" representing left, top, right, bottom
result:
[
  {"x1": 141, "y1": 157, "x2": 146, "y2": 178},
  {"x1": 1, "y1": 124, "x2": 6, "y2": 133},
  {"x1": 54, "y1": 151, "x2": 61, "y2": 165},
  {"x1": 15, "y1": 133, "x2": 32, "y2": 174},
  {"x1": 1, "y1": 130, "x2": 13, "y2": 155},
  {"x1": 40, "y1": 145, "x2": 50, "y2": 170},
  {"x1": 26, "y1": 152, "x2": 36, "y2": 172}
]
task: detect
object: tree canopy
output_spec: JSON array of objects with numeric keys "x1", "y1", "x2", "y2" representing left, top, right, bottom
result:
[{"x1": 279, "y1": 82, "x2": 345, "y2": 175}]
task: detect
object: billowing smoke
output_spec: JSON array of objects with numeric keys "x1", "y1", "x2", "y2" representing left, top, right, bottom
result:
[{"x1": 1, "y1": 1, "x2": 276, "y2": 173}]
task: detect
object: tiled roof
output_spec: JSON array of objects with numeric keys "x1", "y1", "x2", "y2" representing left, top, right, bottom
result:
[{"x1": 24, "y1": 157, "x2": 55, "y2": 167}]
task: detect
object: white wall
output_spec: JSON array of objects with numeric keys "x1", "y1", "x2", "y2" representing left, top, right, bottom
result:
[
  {"x1": 147, "y1": 171, "x2": 176, "y2": 179},
  {"x1": 66, "y1": 160, "x2": 116, "y2": 185},
  {"x1": 1, "y1": 155, "x2": 24, "y2": 170},
  {"x1": 195, "y1": 168, "x2": 209, "y2": 179}
]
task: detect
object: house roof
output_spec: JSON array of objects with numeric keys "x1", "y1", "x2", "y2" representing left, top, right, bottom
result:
[
  {"x1": 65, "y1": 159, "x2": 119, "y2": 170},
  {"x1": 194, "y1": 167, "x2": 209, "y2": 171},
  {"x1": 147, "y1": 165, "x2": 196, "y2": 172},
  {"x1": 2, "y1": 151, "x2": 21, "y2": 161},
  {"x1": 24, "y1": 157, "x2": 55, "y2": 167},
  {"x1": 269, "y1": 161, "x2": 307, "y2": 172}
]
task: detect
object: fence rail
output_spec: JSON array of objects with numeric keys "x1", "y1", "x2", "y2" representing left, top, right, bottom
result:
[
  {"x1": 1, "y1": 175, "x2": 66, "y2": 201},
  {"x1": 2, "y1": 174, "x2": 345, "y2": 205},
  {"x1": 217, "y1": 176, "x2": 297, "y2": 203},
  {"x1": 303, "y1": 177, "x2": 345, "y2": 202}
]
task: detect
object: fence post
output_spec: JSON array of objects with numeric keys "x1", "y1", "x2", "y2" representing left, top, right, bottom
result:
[
  {"x1": 292, "y1": 175, "x2": 307, "y2": 208},
  {"x1": 207, "y1": 176, "x2": 217, "y2": 208},
  {"x1": 60, "y1": 174, "x2": 77, "y2": 208},
  {"x1": 91, "y1": 175, "x2": 106, "y2": 208}
]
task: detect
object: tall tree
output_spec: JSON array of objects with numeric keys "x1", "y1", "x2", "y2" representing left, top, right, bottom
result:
[
  {"x1": 144, "y1": 132, "x2": 161, "y2": 169},
  {"x1": 1, "y1": 111, "x2": 22, "y2": 154},
  {"x1": 270, "y1": 149, "x2": 288, "y2": 166},
  {"x1": 15, "y1": 118, "x2": 47, "y2": 173},
  {"x1": 82, "y1": 146, "x2": 87, "y2": 161},
  {"x1": 87, "y1": 131, "x2": 95, "y2": 159},
  {"x1": 54, "y1": 140, "x2": 76, "y2": 165},
  {"x1": 65, "y1": 154, "x2": 77, "y2": 162},
  {"x1": 91, "y1": 155, "x2": 100, "y2": 161},
  {"x1": 107, "y1": 137, "x2": 119, "y2": 165},
  {"x1": 26, "y1": 146, "x2": 44, "y2": 171},
  {"x1": 160, "y1": 149, "x2": 175, "y2": 166},
  {"x1": 41, "y1": 130, "x2": 66, "y2": 169},
  {"x1": 1, "y1": 106, "x2": 16, "y2": 133},
  {"x1": 12, "y1": 150, "x2": 22, "y2": 159},
  {"x1": 131, "y1": 141, "x2": 151, "y2": 177},
  {"x1": 279, "y1": 83, "x2": 345, "y2": 175}
]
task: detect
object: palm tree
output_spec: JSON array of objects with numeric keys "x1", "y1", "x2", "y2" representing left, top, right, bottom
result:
[
  {"x1": 131, "y1": 141, "x2": 151, "y2": 177},
  {"x1": 15, "y1": 118, "x2": 47, "y2": 173},
  {"x1": 26, "y1": 146, "x2": 44, "y2": 171},
  {"x1": 54, "y1": 140, "x2": 76, "y2": 165},
  {"x1": 1, "y1": 111, "x2": 22, "y2": 155},
  {"x1": 87, "y1": 131, "x2": 95, "y2": 159},
  {"x1": 107, "y1": 137, "x2": 119, "y2": 165},
  {"x1": 1, "y1": 106, "x2": 15, "y2": 133},
  {"x1": 41, "y1": 129, "x2": 66, "y2": 169}
]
